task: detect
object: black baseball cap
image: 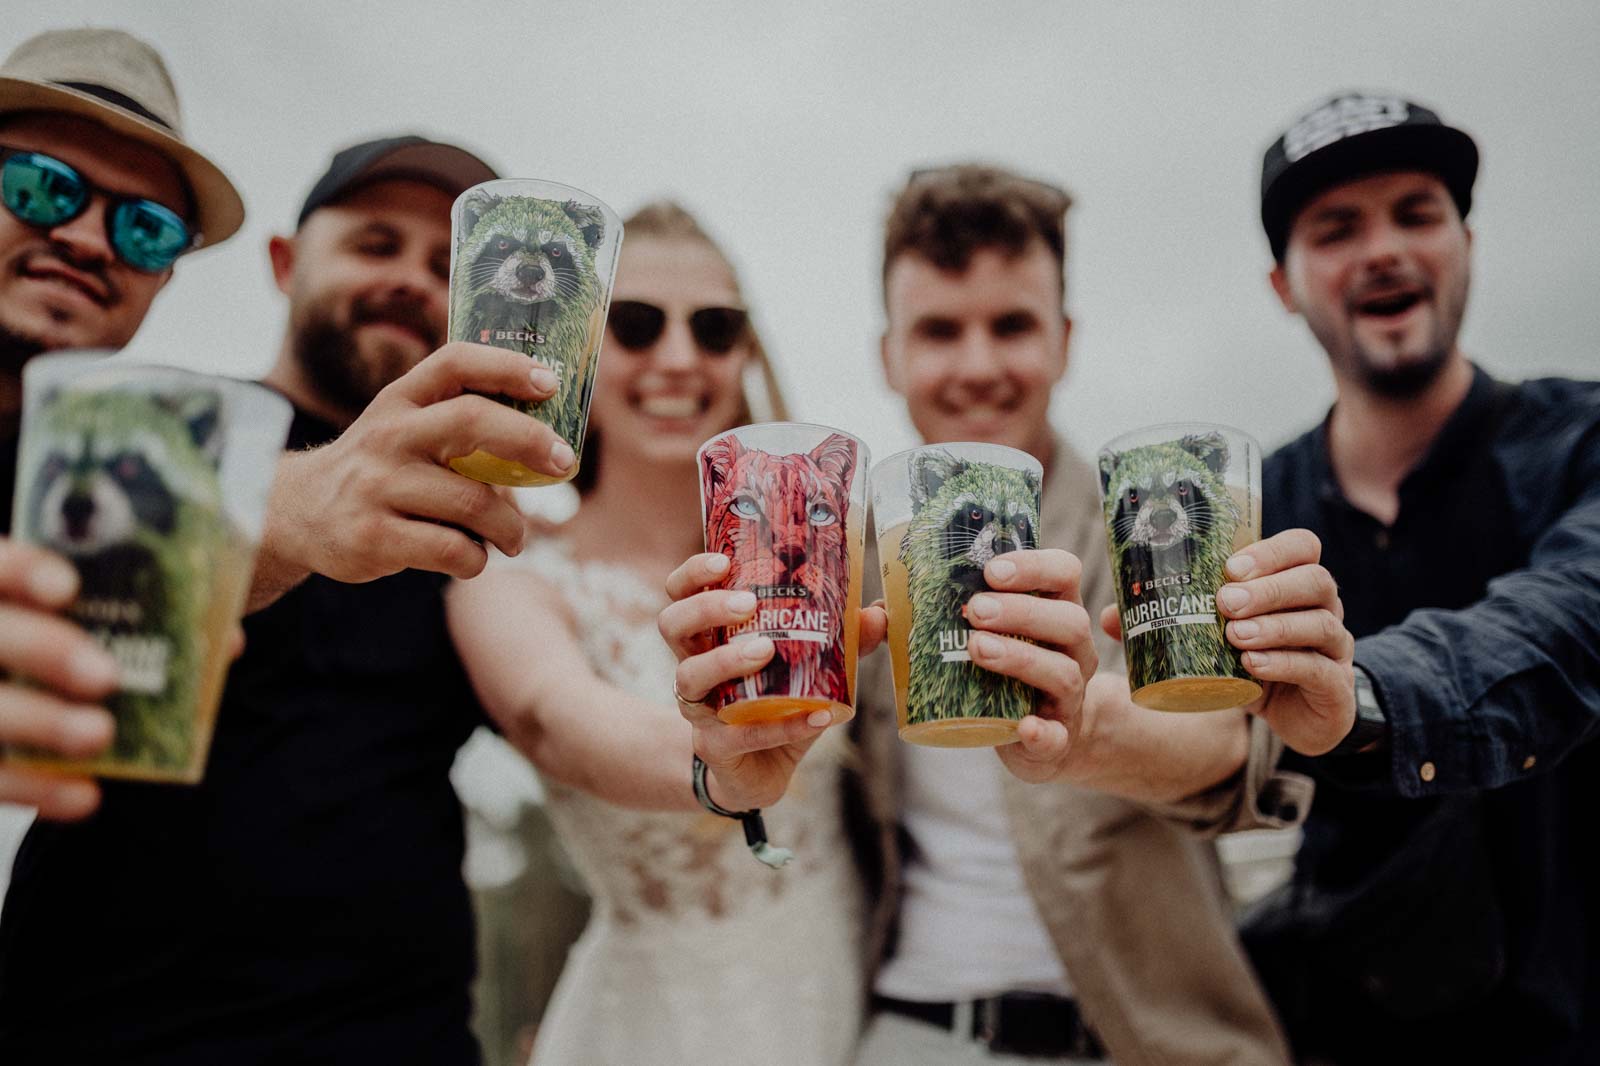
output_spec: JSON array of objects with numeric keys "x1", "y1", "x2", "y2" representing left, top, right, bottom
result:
[
  {"x1": 296, "y1": 135, "x2": 498, "y2": 227},
  {"x1": 1260, "y1": 92, "x2": 1478, "y2": 261}
]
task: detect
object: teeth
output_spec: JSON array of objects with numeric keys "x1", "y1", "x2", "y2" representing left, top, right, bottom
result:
[{"x1": 638, "y1": 396, "x2": 699, "y2": 418}]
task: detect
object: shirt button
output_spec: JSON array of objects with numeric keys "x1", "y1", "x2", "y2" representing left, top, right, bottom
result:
[
  {"x1": 1374, "y1": 530, "x2": 1391, "y2": 550},
  {"x1": 1419, "y1": 761, "x2": 1436, "y2": 783},
  {"x1": 1523, "y1": 755, "x2": 1537, "y2": 771}
]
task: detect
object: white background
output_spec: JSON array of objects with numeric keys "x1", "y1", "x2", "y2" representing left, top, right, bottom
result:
[{"x1": 4, "y1": 2, "x2": 1598, "y2": 877}]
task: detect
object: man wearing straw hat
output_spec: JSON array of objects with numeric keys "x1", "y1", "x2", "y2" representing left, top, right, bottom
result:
[{"x1": 0, "y1": 28, "x2": 246, "y2": 819}]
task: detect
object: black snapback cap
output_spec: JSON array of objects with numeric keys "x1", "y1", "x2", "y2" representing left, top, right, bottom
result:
[
  {"x1": 296, "y1": 135, "x2": 498, "y2": 227},
  {"x1": 1261, "y1": 92, "x2": 1478, "y2": 261}
]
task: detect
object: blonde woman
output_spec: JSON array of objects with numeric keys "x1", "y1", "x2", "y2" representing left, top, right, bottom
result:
[{"x1": 447, "y1": 203, "x2": 866, "y2": 1066}]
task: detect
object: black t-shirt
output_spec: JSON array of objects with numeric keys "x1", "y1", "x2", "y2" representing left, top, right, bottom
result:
[{"x1": 0, "y1": 406, "x2": 488, "y2": 1065}]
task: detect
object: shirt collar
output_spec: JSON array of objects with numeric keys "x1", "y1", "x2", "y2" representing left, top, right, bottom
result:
[{"x1": 1309, "y1": 362, "x2": 1499, "y2": 507}]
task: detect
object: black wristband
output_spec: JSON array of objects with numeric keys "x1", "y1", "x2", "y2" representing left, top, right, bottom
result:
[
  {"x1": 692, "y1": 755, "x2": 793, "y2": 869},
  {"x1": 1327, "y1": 664, "x2": 1388, "y2": 757}
]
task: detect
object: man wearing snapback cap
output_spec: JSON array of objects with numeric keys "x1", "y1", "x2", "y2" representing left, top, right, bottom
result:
[{"x1": 1242, "y1": 92, "x2": 1600, "y2": 1063}]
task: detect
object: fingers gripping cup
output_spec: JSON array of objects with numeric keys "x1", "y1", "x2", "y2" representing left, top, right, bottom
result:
[
  {"x1": 6, "y1": 355, "x2": 291, "y2": 782},
  {"x1": 1098, "y1": 423, "x2": 1263, "y2": 712},
  {"x1": 697, "y1": 423, "x2": 869, "y2": 725},
  {"x1": 446, "y1": 178, "x2": 622, "y2": 487},
  {"x1": 871, "y1": 443, "x2": 1043, "y2": 748}
]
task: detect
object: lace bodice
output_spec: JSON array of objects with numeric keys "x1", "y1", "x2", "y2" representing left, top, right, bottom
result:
[{"x1": 506, "y1": 538, "x2": 864, "y2": 1066}]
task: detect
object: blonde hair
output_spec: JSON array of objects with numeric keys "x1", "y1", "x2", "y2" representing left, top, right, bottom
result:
[{"x1": 575, "y1": 201, "x2": 789, "y2": 493}]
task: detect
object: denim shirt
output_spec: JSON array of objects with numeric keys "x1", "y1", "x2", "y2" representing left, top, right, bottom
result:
[{"x1": 1262, "y1": 365, "x2": 1600, "y2": 1058}]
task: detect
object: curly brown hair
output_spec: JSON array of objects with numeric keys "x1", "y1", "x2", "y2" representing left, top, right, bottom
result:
[{"x1": 882, "y1": 165, "x2": 1073, "y2": 304}]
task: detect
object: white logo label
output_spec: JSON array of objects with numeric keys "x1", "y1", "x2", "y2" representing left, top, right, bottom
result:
[{"x1": 1285, "y1": 95, "x2": 1410, "y2": 162}]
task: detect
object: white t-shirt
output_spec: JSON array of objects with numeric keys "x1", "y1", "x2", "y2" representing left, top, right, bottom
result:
[{"x1": 873, "y1": 744, "x2": 1072, "y2": 1001}]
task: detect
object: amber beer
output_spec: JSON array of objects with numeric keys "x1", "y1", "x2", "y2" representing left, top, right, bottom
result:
[
  {"x1": 445, "y1": 179, "x2": 622, "y2": 487},
  {"x1": 1099, "y1": 423, "x2": 1263, "y2": 713},
  {"x1": 698, "y1": 423, "x2": 870, "y2": 725},
  {"x1": 718, "y1": 508, "x2": 865, "y2": 725},
  {"x1": 3, "y1": 357, "x2": 291, "y2": 782},
  {"x1": 871, "y1": 444, "x2": 1044, "y2": 747}
]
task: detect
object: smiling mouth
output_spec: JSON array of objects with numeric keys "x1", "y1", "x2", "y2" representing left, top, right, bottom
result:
[
  {"x1": 636, "y1": 395, "x2": 706, "y2": 419},
  {"x1": 1354, "y1": 290, "x2": 1426, "y2": 318}
]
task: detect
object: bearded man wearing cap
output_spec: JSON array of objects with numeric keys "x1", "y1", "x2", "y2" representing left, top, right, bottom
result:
[{"x1": 1240, "y1": 92, "x2": 1600, "y2": 1064}]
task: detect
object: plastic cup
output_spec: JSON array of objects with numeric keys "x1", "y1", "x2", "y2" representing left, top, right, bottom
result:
[
  {"x1": 5, "y1": 354, "x2": 291, "y2": 782},
  {"x1": 445, "y1": 178, "x2": 623, "y2": 487},
  {"x1": 697, "y1": 422, "x2": 869, "y2": 724},
  {"x1": 870, "y1": 443, "x2": 1043, "y2": 747},
  {"x1": 1097, "y1": 422, "x2": 1263, "y2": 712}
]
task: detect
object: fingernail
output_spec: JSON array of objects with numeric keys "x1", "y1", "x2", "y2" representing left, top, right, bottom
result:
[
  {"x1": 1218, "y1": 585, "x2": 1249, "y2": 612},
  {"x1": 1244, "y1": 650, "x2": 1268, "y2": 669},
  {"x1": 70, "y1": 644, "x2": 119, "y2": 689},
  {"x1": 706, "y1": 554, "x2": 730, "y2": 574},
  {"x1": 969, "y1": 632, "x2": 999, "y2": 657},
  {"x1": 739, "y1": 636, "x2": 773, "y2": 660},
  {"x1": 989, "y1": 557, "x2": 1017, "y2": 582},
  {"x1": 1225, "y1": 554, "x2": 1255, "y2": 580},
  {"x1": 530, "y1": 366, "x2": 559, "y2": 393},
  {"x1": 806, "y1": 710, "x2": 832, "y2": 728},
  {"x1": 728, "y1": 590, "x2": 757, "y2": 614},
  {"x1": 550, "y1": 440, "x2": 576, "y2": 471},
  {"x1": 64, "y1": 707, "x2": 113, "y2": 750},
  {"x1": 1231, "y1": 619, "x2": 1260, "y2": 640},
  {"x1": 967, "y1": 594, "x2": 999, "y2": 621},
  {"x1": 27, "y1": 558, "x2": 78, "y2": 603}
]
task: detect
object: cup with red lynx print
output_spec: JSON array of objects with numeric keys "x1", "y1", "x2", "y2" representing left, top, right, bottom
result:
[{"x1": 697, "y1": 422, "x2": 870, "y2": 724}]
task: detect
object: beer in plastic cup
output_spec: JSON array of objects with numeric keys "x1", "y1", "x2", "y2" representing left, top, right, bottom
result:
[
  {"x1": 1097, "y1": 422, "x2": 1262, "y2": 712},
  {"x1": 697, "y1": 422, "x2": 869, "y2": 724},
  {"x1": 446, "y1": 178, "x2": 622, "y2": 486},
  {"x1": 5, "y1": 355, "x2": 291, "y2": 782},
  {"x1": 871, "y1": 443, "x2": 1042, "y2": 747}
]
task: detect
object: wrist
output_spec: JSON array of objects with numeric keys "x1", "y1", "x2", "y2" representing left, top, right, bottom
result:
[{"x1": 1326, "y1": 664, "x2": 1388, "y2": 757}]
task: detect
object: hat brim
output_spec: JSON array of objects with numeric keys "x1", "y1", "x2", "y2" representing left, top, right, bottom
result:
[
  {"x1": 1262, "y1": 122, "x2": 1479, "y2": 257},
  {"x1": 0, "y1": 77, "x2": 245, "y2": 248}
]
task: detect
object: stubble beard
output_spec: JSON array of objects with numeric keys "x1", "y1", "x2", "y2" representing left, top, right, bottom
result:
[
  {"x1": 290, "y1": 310, "x2": 422, "y2": 420},
  {"x1": 1330, "y1": 269, "x2": 1471, "y2": 401}
]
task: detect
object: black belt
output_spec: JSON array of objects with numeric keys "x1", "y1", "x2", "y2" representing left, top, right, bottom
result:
[{"x1": 872, "y1": 991, "x2": 1105, "y2": 1059}]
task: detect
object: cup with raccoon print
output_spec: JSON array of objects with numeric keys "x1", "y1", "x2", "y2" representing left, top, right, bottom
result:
[
  {"x1": 446, "y1": 178, "x2": 623, "y2": 487},
  {"x1": 871, "y1": 442, "x2": 1044, "y2": 747},
  {"x1": 4, "y1": 354, "x2": 291, "y2": 783},
  {"x1": 697, "y1": 422, "x2": 870, "y2": 725},
  {"x1": 1097, "y1": 422, "x2": 1262, "y2": 712}
]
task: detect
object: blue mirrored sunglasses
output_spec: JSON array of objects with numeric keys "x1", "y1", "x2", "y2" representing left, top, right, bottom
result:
[{"x1": 1, "y1": 148, "x2": 195, "y2": 272}]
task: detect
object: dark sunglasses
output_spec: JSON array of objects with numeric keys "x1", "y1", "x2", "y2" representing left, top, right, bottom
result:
[
  {"x1": 607, "y1": 300, "x2": 749, "y2": 355},
  {"x1": 1, "y1": 148, "x2": 195, "y2": 272}
]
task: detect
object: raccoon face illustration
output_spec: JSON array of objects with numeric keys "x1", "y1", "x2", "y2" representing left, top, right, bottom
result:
[
  {"x1": 908, "y1": 450, "x2": 1041, "y2": 603},
  {"x1": 26, "y1": 390, "x2": 223, "y2": 558},
  {"x1": 34, "y1": 446, "x2": 178, "y2": 556},
  {"x1": 456, "y1": 191, "x2": 605, "y2": 313},
  {"x1": 1100, "y1": 432, "x2": 1238, "y2": 573}
]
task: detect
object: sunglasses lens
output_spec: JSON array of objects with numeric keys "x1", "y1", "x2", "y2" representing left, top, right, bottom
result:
[
  {"x1": 110, "y1": 200, "x2": 192, "y2": 272},
  {"x1": 2, "y1": 152, "x2": 87, "y2": 227},
  {"x1": 689, "y1": 307, "x2": 749, "y2": 354},
  {"x1": 608, "y1": 300, "x2": 667, "y2": 350}
]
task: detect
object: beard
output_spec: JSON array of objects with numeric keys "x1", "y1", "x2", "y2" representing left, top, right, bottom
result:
[
  {"x1": 1352, "y1": 338, "x2": 1452, "y2": 399},
  {"x1": 290, "y1": 292, "x2": 441, "y2": 418}
]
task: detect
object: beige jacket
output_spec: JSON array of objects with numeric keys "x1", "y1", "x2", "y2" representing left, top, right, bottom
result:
[{"x1": 845, "y1": 435, "x2": 1311, "y2": 1066}]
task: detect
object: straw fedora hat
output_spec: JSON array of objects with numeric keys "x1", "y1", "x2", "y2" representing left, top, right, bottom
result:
[{"x1": 0, "y1": 27, "x2": 244, "y2": 248}]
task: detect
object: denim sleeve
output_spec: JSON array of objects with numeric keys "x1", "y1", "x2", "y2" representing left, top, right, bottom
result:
[{"x1": 1350, "y1": 425, "x2": 1600, "y2": 799}]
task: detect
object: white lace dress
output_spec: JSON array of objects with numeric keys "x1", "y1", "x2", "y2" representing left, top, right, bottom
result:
[{"x1": 512, "y1": 540, "x2": 865, "y2": 1066}]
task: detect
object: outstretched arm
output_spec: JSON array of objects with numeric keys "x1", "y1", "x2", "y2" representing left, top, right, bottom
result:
[{"x1": 250, "y1": 342, "x2": 569, "y2": 612}]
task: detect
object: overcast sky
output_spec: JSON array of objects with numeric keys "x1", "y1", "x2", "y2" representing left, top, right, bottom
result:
[{"x1": 11, "y1": 1, "x2": 1600, "y2": 460}]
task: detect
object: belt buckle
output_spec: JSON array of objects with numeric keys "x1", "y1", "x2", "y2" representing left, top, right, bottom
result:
[
  {"x1": 974, "y1": 996, "x2": 1003, "y2": 1047},
  {"x1": 975, "y1": 992, "x2": 1102, "y2": 1059}
]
